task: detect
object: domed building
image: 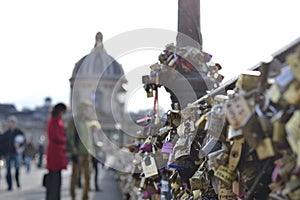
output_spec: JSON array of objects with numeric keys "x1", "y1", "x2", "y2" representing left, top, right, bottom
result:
[{"x1": 69, "y1": 32, "x2": 127, "y2": 145}]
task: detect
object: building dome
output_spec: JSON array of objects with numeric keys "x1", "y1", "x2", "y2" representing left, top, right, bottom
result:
[{"x1": 70, "y1": 32, "x2": 124, "y2": 82}]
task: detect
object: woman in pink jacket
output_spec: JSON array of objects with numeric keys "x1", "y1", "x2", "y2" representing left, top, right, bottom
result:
[{"x1": 45, "y1": 103, "x2": 67, "y2": 200}]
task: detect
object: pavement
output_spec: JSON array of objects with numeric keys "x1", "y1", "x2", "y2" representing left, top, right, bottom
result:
[{"x1": 0, "y1": 162, "x2": 123, "y2": 200}]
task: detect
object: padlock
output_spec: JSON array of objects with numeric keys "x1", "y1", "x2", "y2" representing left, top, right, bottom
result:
[
  {"x1": 232, "y1": 181, "x2": 243, "y2": 196},
  {"x1": 184, "y1": 119, "x2": 195, "y2": 134},
  {"x1": 235, "y1": 70, "x2": 261, "y2": 91},
  {"x1": 227, "y1": 125, "x2": 243, "y2": 140},
  {"x1": 174, "y1": 134, "x2": 194, "y2": 160},
  {"x1": 195, "y1": 113, "x2": 207, "y2": 131},
  {"x1": 283, "y1": 80, "x2": 300, "y2": 106},
  {"x1": 218, "y1": 183, "x2": 236, "y2": 200},
  {"x1": 206, "y1": 104, "x2": 226, "y2": 140},
  {"x1": 285, "y1": 110, "x2": 300, "y2": 143},
  {"x1": 267, "y1": 83, "x2": 282, "y2": 103},
  {"x1": 228, "y1": 138, "x2": 244, "y2": 171},
  {"x1": 198, "y1": 137, "x2": 219, "y2": 159},
  {"x1": 255, "y1": 137, "x2": 275, "y2": 160},
  {"x1": 161, "y1": 141, "x2": 174, "y2": 155},
  {"x1": 282, "y1": 178, "x2": 300, "y2": 196},
  {"x1": 160, "y1": 179, "x2": 170, "y2": 193},
  {"x1": 225, "y1": 95, "x2": 253, "y2": 130},
  {"x1": 255, "y1": 104, "x2": 273, "y2": 136},
  {"x1": 189, "y1": 169, "x2": 206, "y2": 191},
  {"x1": 214, "y1": 94, "x2": 229, "y2": 104},
  {"x1": 286, "y1": 47, "x2": 300, "y2": 81},
  {"x1": 242, "y1": 115, "x2": 262, "y2": 149},
  {"x1": 141, "y1": 154, "x2": 158, "y2": 178},
  {"x1": 214, "y1": 165, "x2": 237, "y2": 186},
  {"x1": 274, "y1": 67, "x2": 295, "y2": 92},
  {"x1": 278, "y1": 159, "x2": 296, "y2": 180},
  {"x1": 271, "y1": 111, "x2": 286, "y2": 144},
  {"x1": 167, "y1": 109, "x2": 181, "y2": 128},
  {"x1": 207, "y1": 148, "x2": 227, "y2": 171}
]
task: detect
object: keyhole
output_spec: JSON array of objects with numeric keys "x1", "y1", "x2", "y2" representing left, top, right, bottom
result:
[
  {"x1": 145, "y1": 157, "x2": 152, "y2": 166},
  {"x1": 232, "y1": 151, "x2": 239, "y2": 158}
]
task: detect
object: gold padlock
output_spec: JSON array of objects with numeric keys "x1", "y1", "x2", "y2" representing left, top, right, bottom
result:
[
  {"x1": 235, "y1": 70, "x2": 261, "y2": 91},
  {"x1": 271, "y1": 113, "x2": 286, "y2": 144},
  {"x1": 232, "y1": 181, "x2": 243, "y2": 196},
  {"x1": 286, "y1": 110, "x2": 300, "y2": 142},
  {"x1": 267, "y1": 83, "x2": 281, "y2": 103},
  {"x1": 255, "y1": 137, "x2": 275, "y2": 160},
  {"x1": 214, "y1": 165, "x2": 237, "y2": 186},
  {"x1": 283, "y1": 80, "x2": 300, "y2": 106},
  {"x1": 218, "y1": 183, "x2": 236, "y2": 200},
  {"x1": 228, "y1": 138, "x2": 244, "y2": 171},
  {"x1": 286, "y1": 47, "x2": 300, "y2": 81}
]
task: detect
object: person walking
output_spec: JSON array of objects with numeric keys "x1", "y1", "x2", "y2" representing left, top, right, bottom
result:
[
  {"x1": 37, "y1": 135, "x2": 45, "y2": 168},
  {"x1": 3, "y1": 115, "x2": 26, "y2": 191},
  {"x1": 90, "y1": 122, "x2": 103, "y2": 192},
  {"x1": 68, "y1": 102, "x2": 94, "y2": 200},
  {"x1": 45, "y1": 103, "x2": 67, "y2": 200},
  {"x1": 23, "y1": 136, "x2": 36, "y2": 173}
]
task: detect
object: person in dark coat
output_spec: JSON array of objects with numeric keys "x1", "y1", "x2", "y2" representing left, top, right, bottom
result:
[
  {"x1": 3, "y1": 115, "x2": 26, "y2": 191},
  {"x1": 45, "y1": 103, "x2": 67, "y2": 200},
  {"x1": 23, "y1": 136, "x2": 37, "y2": 173}
]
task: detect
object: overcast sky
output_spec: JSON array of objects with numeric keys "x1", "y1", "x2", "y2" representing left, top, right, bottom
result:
[{"x1": 0, "y1": 0, "x2": 299, "y2": 112}]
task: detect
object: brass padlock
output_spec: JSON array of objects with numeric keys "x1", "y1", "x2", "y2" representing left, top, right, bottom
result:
[
  {"x1": 189, "y1": 169, "x2": 206, "y2": 191},
  {"x1": 235, "y1": 70, "x2": 261, "y2": 91},
  {"x1": 255, "y1": 137, "x2": 275, "y2": 160},
  {"x1": 286, "y1": 110, "x2": 300, "y2": 142},
  {"x1": 267, "y1": 83, "x2": 282, "y2": 103},
  {"x1": 283, "y1": 80, "x2": 300, "y2": 106},
  {"x1": 228, "y1": 138, "x2": 244, "y2": 171},
  {"x1": 271, "y1": 111, "x2": 286, "y2": 144},
  {"x1": 282, "y1": 178, "x2": 300, "y2": 196},
  {"x1": 232, "y1": 181, "x2": 243, "y2": 196},
  {"x1": 214, "y1": 165, "x2": 237, "y2": 186},
  {"x1": 218, "y1": 183, "x2": 236, "y2": 200},
  {"x1": 286, "y1": 47, "x2": 300, "y2": 81}
]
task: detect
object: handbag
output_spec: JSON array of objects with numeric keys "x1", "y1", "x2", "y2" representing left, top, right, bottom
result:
[{"x1": 42, "y1": 173, "x2": 48, "y2": 187}]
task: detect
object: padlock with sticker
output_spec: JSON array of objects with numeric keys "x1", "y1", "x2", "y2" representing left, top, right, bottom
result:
[
  {"x1": 206, "y1": 104, "x2": 226, "y2": 140},
  {"x1": 173, "y1": 134, "x2": 194, "y2": 160},
  {"x1": 141, "y1": 154, "x2": 158, "y2": 178},
  {"x1": 225, "y1": 95, "x2": 253, "y2": 130}
]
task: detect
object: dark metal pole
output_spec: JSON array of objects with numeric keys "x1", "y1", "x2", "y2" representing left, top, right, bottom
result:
[{"x1": 176, "y1": 0, "x2": 202, "y2": 50}]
